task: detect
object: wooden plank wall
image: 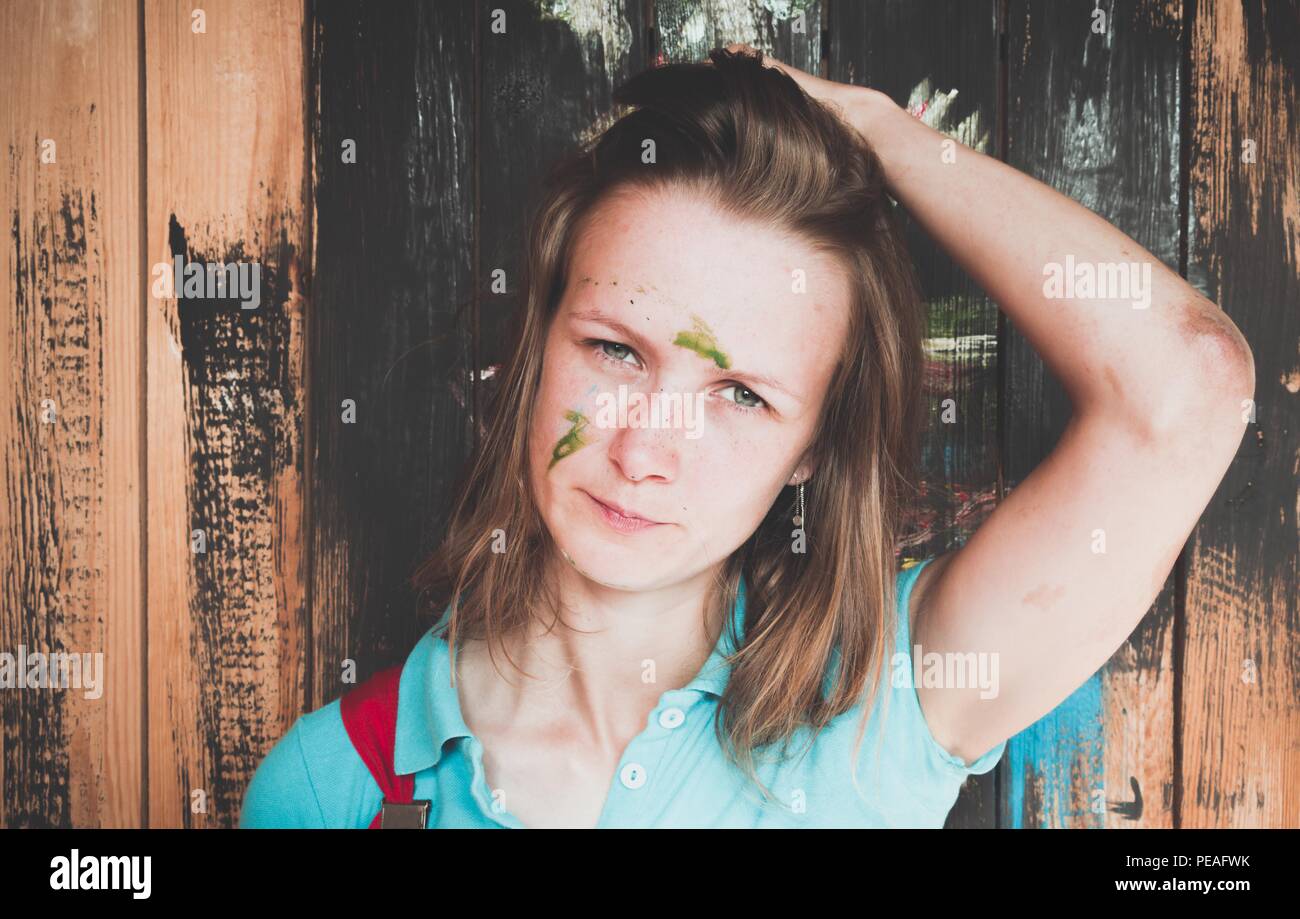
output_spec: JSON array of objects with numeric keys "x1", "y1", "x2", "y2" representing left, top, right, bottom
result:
[
  {"x1": 1, "y1": 0, "x2": 143, "y2": 829},
  {"x1": 1183, "y1": 0, "x2": 1298, "y2": 828},
  {"x1": 306, "y1": 0, "x2": 477, "y2": 724},
  {"x1": 1, "y1": 0, "x2": 1294, "y2": 828},
  {"x1": 143, "y1": 0, "x2": 309, "y2": 828}
]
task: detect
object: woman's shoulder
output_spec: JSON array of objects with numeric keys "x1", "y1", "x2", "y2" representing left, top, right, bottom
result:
[
  {"x1": 238, "y1": 695, "x2": 384, "y2": 829},
  {"x1": 820, "y1": 554, "x2": 1005, "y2": 803}
]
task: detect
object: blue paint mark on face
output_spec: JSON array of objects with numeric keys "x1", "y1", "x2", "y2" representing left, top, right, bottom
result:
[{"x1": 567, "y1": 384, "x2": 599, "y2": 419}]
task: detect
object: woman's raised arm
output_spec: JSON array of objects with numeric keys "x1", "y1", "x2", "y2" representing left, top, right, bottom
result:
[{"x1": 727, "y1": 43, "x2": 1256, "y2": 765}]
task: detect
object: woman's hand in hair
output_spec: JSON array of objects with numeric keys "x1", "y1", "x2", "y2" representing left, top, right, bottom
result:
[{"x1": 719, "y1": 41, "x2": 894, "y2": 141}]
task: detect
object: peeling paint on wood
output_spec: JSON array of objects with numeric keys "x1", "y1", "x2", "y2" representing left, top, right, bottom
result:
[{"x1": 656, "y1": 0, "x2": 822, "y2": 70}]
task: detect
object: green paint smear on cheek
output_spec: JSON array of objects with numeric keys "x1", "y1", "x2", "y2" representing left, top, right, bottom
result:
[
  {"x1": 672, "y1": 315, "x2": 731, "y2": 369},
  {"x1": 548, "y1": 409, "x2": 590, "y2": 470}
]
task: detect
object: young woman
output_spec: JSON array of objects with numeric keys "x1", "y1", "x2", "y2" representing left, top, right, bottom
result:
[{"x1": 240, "y1": 45, "x2": 1253, "y2": 829}]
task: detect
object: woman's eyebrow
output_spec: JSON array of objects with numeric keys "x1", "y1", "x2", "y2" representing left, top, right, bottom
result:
[
  {"x1": 568, "y1": 308, "x2": 658, "y2": 354},
  {"x1": 731, "y1": 370, "x2": 803, "y2": 404},
  {"x1": 569, "y1": 306, "x2": 803, "y2": 404}
]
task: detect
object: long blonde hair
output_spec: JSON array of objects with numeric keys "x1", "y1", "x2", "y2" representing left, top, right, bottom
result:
[{"x1": 411, "y1": 48, "x2": 926, "y2": 803}]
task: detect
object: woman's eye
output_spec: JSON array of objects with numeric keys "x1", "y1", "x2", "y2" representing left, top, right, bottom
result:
[
  {"x1": 718, "y1": 384, "x2": 765, "y2": 410},
  {"x1": 584, "y1": 339, "x2": 763, "y2": 411},
  {"x1": 587, "y1": 339, "x2": 641, "y2": 369}
]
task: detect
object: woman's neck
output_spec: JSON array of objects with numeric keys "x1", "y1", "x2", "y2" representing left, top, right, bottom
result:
[{"x1": 457, "y1": 554, "x2": 726, "y2": 759}]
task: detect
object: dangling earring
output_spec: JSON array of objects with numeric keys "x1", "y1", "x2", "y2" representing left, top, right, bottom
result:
[{"x1": 793, "y1": 481, "x2": 805, "y2": 530}]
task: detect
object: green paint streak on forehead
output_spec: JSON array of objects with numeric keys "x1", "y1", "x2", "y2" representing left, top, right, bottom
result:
[
  {"x1": 548, "y1": 409, "x2": 591, "y2": 470},
  {"x1": 672, "y1": 314, "x2": 731, "y2": 369}
]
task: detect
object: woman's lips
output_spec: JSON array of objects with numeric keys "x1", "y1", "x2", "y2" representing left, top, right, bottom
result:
[{"x1": 583, "y1": 490, "x2": 664, "y2": 534}]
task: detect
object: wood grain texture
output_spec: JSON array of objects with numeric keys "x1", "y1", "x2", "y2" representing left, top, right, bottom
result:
[
  {"x1": 1001, "y1": 0, "x2": 1184, "y2": 830},
  {"x1": 1182, "y1": 0, "x2": 1299, "y2": 828},
  {"x1": 143, "y1": 0, "x2": 307, "y2": 827},
  {"x1": 306, "y1": 0, "x2": 477, "y2": 706},
  {"x1": 1, "y1": 0, "x2": 143, "y2": 828},
  {"x1": 829, "y1": 0, "x2": 1002, "y2": 829}
]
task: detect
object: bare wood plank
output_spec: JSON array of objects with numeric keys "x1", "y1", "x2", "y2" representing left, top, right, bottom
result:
[
  {"x1": 0, "y1": 0, "x2": 143, "y2": 828},
  {"x1": 1002, "y1": 0, "x2": 1185, "y2": 828},
  {"x1": 144, "y1": 0, "x2": 308, "y2": 828},
  {"x1": 830, "y1": 0, "x2": 1002, "y2": 828},
  {"x1": 1183, "y1": 0, "x2": 1299, "y2": 828},
  {"x1": 305, "y1": 0, "x2": 478, "y2": 702}
]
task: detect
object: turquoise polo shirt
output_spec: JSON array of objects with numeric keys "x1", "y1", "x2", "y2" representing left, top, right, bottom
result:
[{"x1": 240, "y1": 556, "x2": 1006, "y2": 828}]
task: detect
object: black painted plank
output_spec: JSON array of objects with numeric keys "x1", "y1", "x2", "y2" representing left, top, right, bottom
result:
[
  {"x1": 478, "y1": 0, "x2": 651, "y2": 379},
  {"x1": 307, "y1": 0, "x2": 478, "y2": 703}
]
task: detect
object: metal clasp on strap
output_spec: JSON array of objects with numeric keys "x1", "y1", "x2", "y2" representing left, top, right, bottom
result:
[{"x1": 380, "y1": 799, "x2": 432, "y2": 829}]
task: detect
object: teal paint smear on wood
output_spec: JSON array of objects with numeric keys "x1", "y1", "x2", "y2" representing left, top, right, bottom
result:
[{"x1": 1006, "y1": 670, "x2": 1105, "y2": 828}]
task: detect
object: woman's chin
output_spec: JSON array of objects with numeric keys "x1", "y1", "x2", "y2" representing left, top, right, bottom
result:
[{"x1": 555, "y1": 538, "x2": 661, "y2": 590}]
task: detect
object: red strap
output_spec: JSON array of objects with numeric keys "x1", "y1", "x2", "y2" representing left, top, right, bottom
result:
[{"x1": 339, "y1": 663, "x2": 411, "y2": 829}]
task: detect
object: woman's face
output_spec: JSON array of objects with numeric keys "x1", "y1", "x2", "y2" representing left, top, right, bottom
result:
[{"x1": 528, "y1": 185, "x2": 852, "y2": 592}]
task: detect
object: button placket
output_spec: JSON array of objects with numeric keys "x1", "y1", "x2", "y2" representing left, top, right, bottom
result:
[
  {"x1": 604, "y1": 708, "x2": 678, "y2": 815},
  {"x1": 612, "y1": 701, "x2": 688, "y2": 796},
  {"x1": 597, "y1": 694, "x2": 705, "y2": 826},
  {"x1": 466, "y1": 737, "x2": 522, "y2": 828}
]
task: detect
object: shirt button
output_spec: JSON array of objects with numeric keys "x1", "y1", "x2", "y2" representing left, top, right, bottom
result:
[
  {"x1": 658, "y1": 707, "x2": 685, "y2": 729},
  {"x1": 619, "y1": 762, "x2": 647, "y2": 789}
]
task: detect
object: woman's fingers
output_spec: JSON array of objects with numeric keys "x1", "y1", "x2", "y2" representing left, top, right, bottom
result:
[
  {"x1": 720, "y1": 42, "x2": 813, "y2": 93},
  {"x1": 719, "y1": 42, "x2": 856, "y2": 124}
]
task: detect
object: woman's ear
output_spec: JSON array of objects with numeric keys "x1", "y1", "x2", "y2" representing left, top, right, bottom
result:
[{"x1": 788, "y1": 456, "x2": 816, "y2": 487}]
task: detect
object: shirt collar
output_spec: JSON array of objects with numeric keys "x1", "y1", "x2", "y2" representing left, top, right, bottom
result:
[
  {"x1": 681, "y1": 574, "x2": 747, "y2": 696},
  {"x1": 393, "y1": 575, "x2": 747, "y2": 776},
  {"x1": 393, "y1": 628, "x2": 473, "y2": 776}
]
